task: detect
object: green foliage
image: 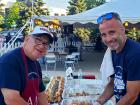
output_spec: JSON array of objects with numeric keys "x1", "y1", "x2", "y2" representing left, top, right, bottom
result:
[
  {"x1": 3, "y1": 0, "x2": 49, "y2": 33},
  {"x1": 5, "y1": 2, "x2": 23, "y2": 29},
  {"x1": 67, "y1": 0, "x2": 106, "y2": 42},
  {"x1": 22, "y1": 0, "x2": 49, "y2": 18},
  {"x1": 0, "y1": 2, "x2": 4, "y2": 15},
  {"x1": 18, "y1": 0, "x2": 49, "y2": 35},
  {"x1": 0, "y1": 2, "x2": 4, "y2": 30},
  {"x1": 89, "y1": 28, "x2": 100, "y2": 42},
  {"x1": 67, "y1": 0, "x2": 87, "y2": 15},
  {"x1": 0, "y1": 14, "x2": 4, "y2": 24},
  {"x1": 126, "y1": 28, "x2": 140, "y2": 41},
  {"x1": 85, "y1": 0, "x2": 106, "y2": 10},
  {"x1": 74, "y1": 28, "x2": 91, "y2": 41}
]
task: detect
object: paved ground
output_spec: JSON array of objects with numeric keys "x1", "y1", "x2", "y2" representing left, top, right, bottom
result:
[{"x1": 41, "y1": 49, "x2": 105, "y2": 79}]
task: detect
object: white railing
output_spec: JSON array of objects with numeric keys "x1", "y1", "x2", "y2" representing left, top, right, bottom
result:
[
  {"x1": 5, "y1": 20, "x2": 31, "y2": 52},
  {"x1": 0, "y1": 19, "x2": 31, "y2": 56},
  {"x1": 49, "y1": 41, "x2": 81, "y2": 53},
  {"x1": 0, "y1": 40, "x2": 81, "y2": 56},
  {"x1": 0, "y1": 42, "x2": 23, "y2": 56}
]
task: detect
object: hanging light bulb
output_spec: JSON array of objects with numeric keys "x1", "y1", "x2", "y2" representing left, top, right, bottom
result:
[
  {"x1": 45, "y1": 22, "x2": 49, "y2": 27},
  {"x1": 37, "y1": 20, "x2": 42, "y2": 25},
  {"x1": 124, "y1": 21, "x2": 129, "y2": 27},
  {"x1": 133, "y1": 27, "x2": 136, "y2": 31},
  {"x1": 52, "y1": 19, "x2": 60, "y2": 25}
]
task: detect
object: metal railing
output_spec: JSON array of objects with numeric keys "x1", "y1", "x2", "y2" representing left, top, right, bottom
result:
[{"x1": 0, "y1": 19, "x2": 31, "y2": 56}]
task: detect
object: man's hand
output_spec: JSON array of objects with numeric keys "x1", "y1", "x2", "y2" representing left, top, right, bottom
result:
[
  {"x1": 96, "y1": 77, "x2": 114, "y2": 105},
  {"x1": 1, "y1": 88, "x2": 28, "y2": 105},
  {"x1": 38, "y1": 91, "x2": 48, "y2": 105}
]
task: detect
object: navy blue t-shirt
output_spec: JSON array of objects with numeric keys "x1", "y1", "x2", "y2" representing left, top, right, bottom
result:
[
  {"x1": 112, "y1": 39, "x2": 140, "y2": 105},
  {"x1": 0, "y1": 47, "x2": 45, "y2": 105}
]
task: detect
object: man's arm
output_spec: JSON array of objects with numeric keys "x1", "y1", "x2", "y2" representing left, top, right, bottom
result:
[
  {"x1": 1, "y1": 88, "x2": 28, "y2": 105},
  {"x1": 116, "y1": 80, "x2": 140, "y2": 105},
  {"x1": 38, "y1": 91, "x2": 48, "y2": 105},
  {"x1": 96, "y1": 77, "x2": 114, "y2": 105}
]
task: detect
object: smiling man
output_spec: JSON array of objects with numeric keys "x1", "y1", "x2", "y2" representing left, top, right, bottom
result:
[
  {"x1": 0, "y1": 26, "x2": 53, "y2": 105},
  {"x1": 94, "y1": 12, "x2": 140, "y2": 105}
]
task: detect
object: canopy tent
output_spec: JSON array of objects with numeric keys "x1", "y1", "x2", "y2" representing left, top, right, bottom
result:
[{"x1": 34, "y1": 0, "x2": 140, "y2": 24}]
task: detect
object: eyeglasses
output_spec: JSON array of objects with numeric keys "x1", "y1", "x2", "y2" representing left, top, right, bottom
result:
[
  {"x1": 97, "y1": 12, "x2": 121, "y2": 24},
  {"x1": 33, "y1": 36, "x2": 49, "y2": 48}
]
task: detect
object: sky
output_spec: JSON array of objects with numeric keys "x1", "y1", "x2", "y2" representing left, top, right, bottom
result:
[
  {"x1": 1, "y1": 0, "x2": 111, "y2": 9},
  {"x1": 43, "y1": 0, "x2": 111, "y2": 9},
  {"x1": 43, "y1": 0, "x2": 70, "y2": 9},
  {"x1": 0, "y1": 0, "x2": 70, "y2": 9}
]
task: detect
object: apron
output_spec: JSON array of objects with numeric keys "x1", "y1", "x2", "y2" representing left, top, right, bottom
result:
[{"x1": 21, "y1": 48, "x2": 40, "y2": 105}]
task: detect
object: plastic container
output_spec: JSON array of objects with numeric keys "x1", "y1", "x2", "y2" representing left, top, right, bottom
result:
[
  {"x1": 65, "y1": 67, "x2": 74, "y2": 87},
  {"x1": 78, "y1": 68, "x2": 83, "y2": 79},
  {"x1": 61, "y1": 96, "x2": 94, "y2": 105},
  {"x1": 62, "y1": 85, "x2": 103, "y2": 98}
]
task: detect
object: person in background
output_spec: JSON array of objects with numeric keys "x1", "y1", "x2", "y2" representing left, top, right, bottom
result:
[
  {"x1": 52, "y1": 32, "x2": 58, "y2": 42},
  {"x1": 5, "y1": 32, "x2": 11, "y2": 43},
  {"x1": 65, "y1": 39, "x2": 78, "y2": 54},
  {"x1": 94, "y1": 34, "x2": 104, "y2": 51},
  {"x1": 94, "y1": 12, "x2": 140, "y2": 105},
  {"x1": 0, "y1": 26, "x2": 53, "y2": 105}
]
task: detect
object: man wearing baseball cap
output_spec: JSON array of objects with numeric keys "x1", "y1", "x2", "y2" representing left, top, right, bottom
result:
[{"x1": 0, "y1": 26, "x2": 53, "y2": 105}]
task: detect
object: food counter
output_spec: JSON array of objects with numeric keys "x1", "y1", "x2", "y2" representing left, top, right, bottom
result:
[{"x1": 45, "y1": 76, "x2": 115, "y2": 105}]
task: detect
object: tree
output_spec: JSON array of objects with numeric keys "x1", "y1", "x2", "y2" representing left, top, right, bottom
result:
[
  {"x1": 67, "y1": 0, "x2": 106, "y2": 41},
  {"x1": 67, "y1": 0, "x2": 87, "y2": 41},
  {"x1": 127, "y1": 28, "x2": 140, "y2": 41},
  {"x1": 21, "y1": 0, "x2": 49, "y2": 18},
  {"x1": 74, "y1": 28, "x2": 91, "y2": 41},
  {"x1": 67, "y1": 0, "x2": 87, "y2": 15},
  {"x1": 18, "y1": 0, "x2": 49, "y2": 35},
  {"x1": 5, "y1": 2, "x2": 24, "y2": 29},
  {"x1": 85, "y1": 0, "x2": 106, "y2": 10},
  {"x1": 0, "y1": 1, "x2": 4, "y2": 30},
  {"x1": 0, "y1": 15, "x2": 3, "y2": 25},
  {"x1": 0, "y1": 0, "x2": 4, "y2": 15}
]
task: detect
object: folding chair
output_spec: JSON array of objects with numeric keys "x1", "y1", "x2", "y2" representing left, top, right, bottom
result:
[
  {"x1": 45, "y1": 54, "x2": 56, "y2": 71},
  {"x1": 71, "y1": 52, "x2": 80, "y2": 64},
  {"x1": 64, "y1": 54, "x2": 76, "y2": 71}
]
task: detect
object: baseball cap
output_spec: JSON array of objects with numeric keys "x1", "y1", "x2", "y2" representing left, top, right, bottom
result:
[{"x1": 30, "y1": 26, "x2": 53, "y2": 44}]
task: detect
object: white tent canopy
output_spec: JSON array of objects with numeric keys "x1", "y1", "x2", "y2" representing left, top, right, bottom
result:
[{"x1": 34, "y1": 0, "x2": 140, "y2": 24}]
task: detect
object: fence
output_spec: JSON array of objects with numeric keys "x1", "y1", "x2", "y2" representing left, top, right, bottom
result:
[
  {"x1": 0, "y1": 42, "x2": 23, "y2": 56},
  {"x1": 49, "y1": 40, "x2": 81, "y2": 53},
  {"x1": 0, "y1": 40, "x2": 81, "y2": 56}
]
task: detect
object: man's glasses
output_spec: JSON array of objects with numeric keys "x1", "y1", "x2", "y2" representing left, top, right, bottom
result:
[
  {"x1": 97, "y1": 12, "x2": 121, "y2": 24},
  {"x1": 33, "y1": 36, "x2": 49, "y2": 48}
]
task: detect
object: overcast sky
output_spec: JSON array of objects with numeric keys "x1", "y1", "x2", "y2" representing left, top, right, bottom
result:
[
  {"x1": 43, "y1": 0, "x2": 70, "y2": 9},
  {"x1": 43, "y1": 0, "x2": 111, "y2": 9},
  {"x1": 0, "y1": 0, "x2": 111, "y2": 9}
]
